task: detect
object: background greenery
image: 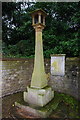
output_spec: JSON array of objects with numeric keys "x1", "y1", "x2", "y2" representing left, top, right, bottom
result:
[{"x1": 2, "y1": 2, "x2": 80, "y2": 58}]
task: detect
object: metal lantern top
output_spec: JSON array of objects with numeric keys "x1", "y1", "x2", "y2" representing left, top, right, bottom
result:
[{"x1": 31, "y1": 9, "x2": 47, "y2": 27}]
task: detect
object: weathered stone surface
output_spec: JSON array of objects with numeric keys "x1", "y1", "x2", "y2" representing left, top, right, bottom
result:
[
  {"x1": 49, "y1": 58, "x2": 79, "y2": 99},
  {"x1": 1, "y1": 58, "x2": 79, "y2": 99},
  {"x1": 51, "y1": 54, "x2": 65, "y2": 76},
  {"x1": 2, "y1": 59, "x2": 33, "y2": 97},
  {"x1": 15, "y1": 93, "x2": 61, "y2": 118},
  {"x1": 31, "y1": 25, "x2": 48, "y2": 89},
  {"x1": 24, "y1": 86, "x2": 54, "y2": 107}
]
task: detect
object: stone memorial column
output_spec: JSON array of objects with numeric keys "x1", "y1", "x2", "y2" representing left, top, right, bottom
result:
[
  {"x1": 15, "y1": 9, "x2": 56, "y2": 118},
  {"x1": 31, "y1": 25, "x2": 48, "y2": 88},
  {"x1": 24, "y1": 9, "x2": 54, "y2": 107}
]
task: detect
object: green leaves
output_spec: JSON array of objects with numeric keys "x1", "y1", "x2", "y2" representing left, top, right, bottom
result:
[{"x1": 2, "y1": 2, "x2": 80, "y2": 58}]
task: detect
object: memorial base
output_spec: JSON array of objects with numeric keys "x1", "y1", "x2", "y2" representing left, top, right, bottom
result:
[
  {"x1": 23, "y1": 86, "x2": 54, "y2": 107},
  {"x1": 15, "y1": 95, "x2": 61, "y2": 118}
]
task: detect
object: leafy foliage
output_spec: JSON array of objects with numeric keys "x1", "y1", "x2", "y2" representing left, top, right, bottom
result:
[
  {"x1": 55, "y1": 91, "x2": 79, "y2": 118},
  {"x1": 2, "y1": 2, "x2": 80, "y2": 58}
]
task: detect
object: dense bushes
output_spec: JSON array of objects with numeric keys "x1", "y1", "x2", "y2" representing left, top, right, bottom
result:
[{"x1": 2, "y1": 2, "x2": 80, "y2": 58}]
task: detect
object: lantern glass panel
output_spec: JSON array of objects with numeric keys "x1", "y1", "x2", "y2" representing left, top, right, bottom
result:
[
  {"x1": 34, "y1": 14, "x2": 38, "y2": 24},
  {"x1": 41, "y1": 15, "x2": 43, "y2": 24}
]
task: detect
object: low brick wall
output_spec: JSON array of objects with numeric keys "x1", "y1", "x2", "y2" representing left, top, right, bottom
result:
[
  {"x1": 1, "y1": 58, "x2": 80, "y2": 100},
  {"x1": 49, "y1": 58, "x2": 79, "y2": 100},
  {"x1": 2, "y1": 59, "x2": 34, "y2": 97}
]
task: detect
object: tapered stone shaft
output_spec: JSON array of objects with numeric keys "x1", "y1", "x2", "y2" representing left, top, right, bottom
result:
[{"x1": 31, "y1": 25, "x2": 48, "y2": 88}]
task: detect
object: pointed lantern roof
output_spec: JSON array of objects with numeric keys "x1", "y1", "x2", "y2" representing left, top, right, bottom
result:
[{"x1": 30, "y1": 9, "x2": 47, "y2": 17}]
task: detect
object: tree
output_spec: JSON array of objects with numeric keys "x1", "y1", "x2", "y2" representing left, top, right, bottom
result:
[{"x1": 2, "y1": 2, "x2": 80, "y2": 58}]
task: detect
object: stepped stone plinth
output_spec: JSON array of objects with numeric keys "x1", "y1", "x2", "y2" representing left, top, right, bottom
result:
[{"x1": 24, "y1": 86, "x2": 54, "y2": 107}]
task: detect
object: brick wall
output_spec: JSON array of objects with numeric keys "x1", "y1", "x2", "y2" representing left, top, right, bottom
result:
[{"x1": 1, "y1": 58, "x2": 79, "y2": 100}]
